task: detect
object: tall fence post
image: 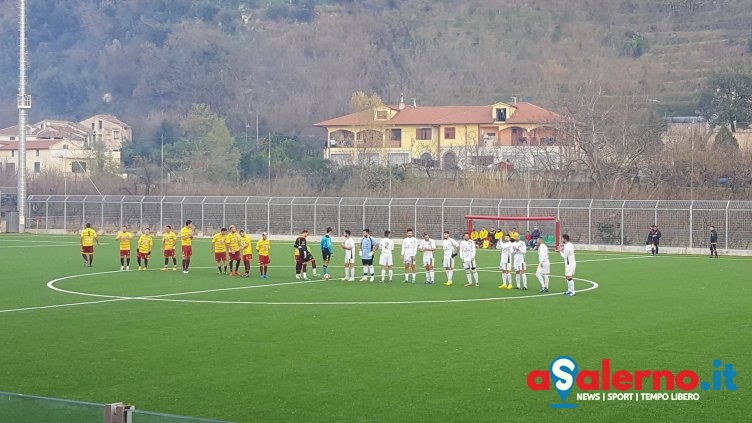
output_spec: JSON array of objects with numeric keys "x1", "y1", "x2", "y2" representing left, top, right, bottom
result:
[
  {"x1": 388, "y1": 198, "x2": 393, "y2": 231},
  {"x1": 100, "y1": 196, "x2": 105, "y2": 230},
  {"x1": 244, "y1": 197, "x2": 249, "y2": 231},
  {"x1": 82, "y1": 195, "x2": 87, "y2": 229},
  {"x1": 290, "y1": 197, "x2": 295, "y2": 235},
  {"x1": 267, "y1": 197, "x2": 272, "y2": 234},
  {"x1": 587, "y1": 199, "x2": 593, "y2": 244},
  {"x1": 63, "y1": 194, "x2": 67, "y2": 232},
  {"x1": 314, "y1": 197, "x2": 319, "y2": 234},
  {"x1": 414, "y1": 198, "x2": 418, "y2": 231},
  {"x1": 180, "y1": 197, "x2": 185, "y2": 230},
  {"x1": 337, "y1": 198, "x2": 342, "y2": 236},
  {"x1": 441, "y1": 198, "x2": 446, "y2": 234},
  {"x1": 620, "y1": 200, "x2": 626, "y2": 246},
  {"x1": 689, "y1": 200, "x2": 694, "y2": 249},
  {"x1": 362, "y1": 198, "x2": 367, "y2": 230},
  {"x1": 201, "y1": 196, "x2": 206, "y2": 234},
  {"x1": 160, "y1": 196, "x2": 164, "y2": 231},
  {"x1": 223, "y1": 196, "x2": 227, "y2": 228},
  {"x1": 45, "y1": 195, "x2": 49, "y2": 230},
  {"x1": 140, "y1": 196, "x2": 144, "y2": 231},
  {"x1": 725, "y1": 201, "x2": 730, "y2": 250}
]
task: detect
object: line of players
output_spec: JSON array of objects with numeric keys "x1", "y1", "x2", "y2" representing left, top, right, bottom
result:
[
  {"x1": 294, "y1": 227, "x2": 577, "y2": 295},
  {"x1": 86, "y1": 220, "x2": 577, "y2": 295}
]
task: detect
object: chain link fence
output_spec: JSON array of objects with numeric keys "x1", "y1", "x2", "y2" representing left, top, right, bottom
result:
[{"x1": 24, "y1": 195, "x2": 752, "y2": 250}]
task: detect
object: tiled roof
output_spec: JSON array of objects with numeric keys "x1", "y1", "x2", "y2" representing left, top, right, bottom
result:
[
  {"x1": 0, "y1": 140, "x2": 63, "y2": 150},
  {"x1": 315, "y1": 102, "x2": 565, "y2": 127}
]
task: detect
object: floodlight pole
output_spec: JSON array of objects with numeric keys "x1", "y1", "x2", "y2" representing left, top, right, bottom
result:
[{"x1": 17, "y1": 0, "x2": 31, "y2": 233}]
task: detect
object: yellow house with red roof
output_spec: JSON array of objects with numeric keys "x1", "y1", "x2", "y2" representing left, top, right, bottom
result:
[{"x1": 314, "y1": 98, "x2": 565, "y2": 170}]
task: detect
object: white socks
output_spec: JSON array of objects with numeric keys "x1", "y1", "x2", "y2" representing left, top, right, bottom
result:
[{"x1": 567, "y1": 278, "x2": 575, "y2": 293}]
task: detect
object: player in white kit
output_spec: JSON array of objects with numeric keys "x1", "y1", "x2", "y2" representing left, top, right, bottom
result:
[
  {"x1": 512, "y1": 237, "x2": 528, "y2": 289},
  {"x1": 536, "y1": 237, "x2": 550, "y2": 292},
  {"x1": 560, "y1": 234, "x2": 577, "y2": 296},
  {"x1": 441, "y1": 231, "x2": 459, "y2": 286},
  {"x1": 497, "y1": 235, "x2": 513, "y2": 289},
  {"x1": 418, "y1": 232, "x2": 437, "y2": 284},
  {"x1": 341, "y1": 230, "x2": 355, "y2": 281},
  {"x1": 459, "y1": 232, "x2": 480, "y2": 286},
  {"x1": 401, "y1": 228, "x2": 418, "y2": 283},
  {"x1": 377, "y1": 230, "x2": 395, "y2": 282}
]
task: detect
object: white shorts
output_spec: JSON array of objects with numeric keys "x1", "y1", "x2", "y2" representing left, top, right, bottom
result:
[
  {"x1": 537, "y1": 261, "x2": 550, "y2": 275},
  {"x1": 463, "y1": 259, "x2": 476, "y2": 270},
  {"x1": 379, "y1": 254, "x2": 393, "y2": 267},
  {"x1": 513, "y1": 256, "x2": 526, "y2": 272},
  {"x1": 403, "y1": 255, "x2": 415, "y2": 265},
  {"x1": 442, "y1": 255, "x2": 454, "y2": 268},
  {"x1": 422, "y1": 256, "x2": 434, "y2": 266},
  {"x1": 344, "y1": 252, "x2": 354, "y2": 264},
  {"x1": 500, "y1": 253, "x2": 511, "y2": 270},
  {"x1": 565, "y1": 263, "x2": 576, "y2": 277}
]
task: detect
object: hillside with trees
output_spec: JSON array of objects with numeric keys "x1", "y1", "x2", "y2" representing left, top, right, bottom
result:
[{"x1": 1, "y1": 0, "x2": 751, "y2": 199}]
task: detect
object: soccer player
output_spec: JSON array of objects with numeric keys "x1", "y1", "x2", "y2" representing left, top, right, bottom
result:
[
  {"x1": 441, "y1": 231, "x2": 459, "y2": 286},
  {"x1": 536, "y1": 237, "x2": 550, "y2": 292},
  {"x1": 647, "y1": 224, "x2": 661, "y2": 256},
  {"x1": 400, "y1": 228, "x2": 418, "y2": 283},
  {"x1": 418, "y1": 232, "x2": 436, "y2": 284},
  {"x1": 115, "y1": 225, "x2": 133, "y2": 271},
  {"x1": 341, "y1": 230, "x2": 355, "y2": 281},
  {"x1": 359, "y1": 228, "x2": 377, "y2": 282},
  {"x1": 497, "y1": 235, "x2": 513, "y2": 289},
  {"x1": 211, "y1": 228, "x2": 229, "y2": 274},
  {"x1": 239, "y1": 229, "x2": 253, "y2": 277},
  {"x1": 294, "y1": 230, "x2": 311, "y2": 280},
  {"x1": 512, "y1": 236, "x2": 528, "y2": 289},
  {"x1": 560, "y1": 234, "x2": 577, "y2": 296},
  {"x1": 710, "y1": 225, "x2": 719, "y2": 258},
  {"x1": 226, "y1": 225, "x2": 242, "y2": 276},
  {"x1": 161, "y1": 225, "x2": 178, "y2": 271},
  {"x1": 80, "y1": 223, "x2": 99, "y2": 267},
  {"x1": 377, "y1": 230, "x2": 395, "y2": 282},
  {"x1": 321, "y1": 227, "x2": 334, "y2": 279},
  {"x1": 180, "y1": 220, "x2": 194, "y2": 273},
  {"x1": 256, "y1": 232, "x2": 271, "y2": 278},
  {"x1": 459, "y1": 232, "x2": 479, "y2": 286},
  {"x1": 136, "y1": 228, "x2": 153, "y2": 270}
]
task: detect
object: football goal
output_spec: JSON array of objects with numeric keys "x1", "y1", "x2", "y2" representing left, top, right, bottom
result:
[{"x1": 464, "y1": 215, "x2": 560, "y2": 250}]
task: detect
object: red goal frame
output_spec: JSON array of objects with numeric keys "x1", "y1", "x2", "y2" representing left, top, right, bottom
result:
[{"x1": 464, "y1": 215, "x2": 560, "y2": 250}]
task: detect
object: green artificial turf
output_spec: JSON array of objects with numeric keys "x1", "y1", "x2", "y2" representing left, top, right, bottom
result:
[{"x1": 0, "y1": 234, "x2": 748, "y2": 422}]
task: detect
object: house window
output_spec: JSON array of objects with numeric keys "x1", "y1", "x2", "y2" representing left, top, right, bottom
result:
[
  {"x1": 97, "y1": 134, "x2": 103, "y2": 143},
  {"x1": 71, "y1": 161, "x2": 87, "y2": 173},
  {"x1": 416, "y1": 128, "x2": 432, "y2": 140},
  {"x1": 63, "y1": 144, "x2": 69, "y2": 150},
  {"x1": 6, "y1": 162, "x2": 14, "y2": 174},
  {"x1": 112, "y1": 130, "x2": 121, "y2": 139},
  {"x1": 98, "y1": 120, "x2": 103, "y2": 130},
  {"x1": 376, "y1": 110, "x2": 388, "y2": 120},
  {"x1": 35, "y1": 149, "x2": 40, "y2": 157},
  {"x1": 9, "y1": 136, "x2": 15, "y2": 141},
  {"x1": 390, "y1": 129, "x2": 402, "y2": 141},
  {"x1": 11, "y1": 150, "x2": 14, "y2": 157},
  {"x1": 495, "y1": 108, "x2": 507, "y2": 122},
  {"x1": 91, "y1": 122, "x2": 95, "y2": 130},
  {"x1": 444, "y1": 127, "x2": 456, "y2": 139},
  {"x1": 33, "y1": 162, "x2": 41, "y2": 173}
]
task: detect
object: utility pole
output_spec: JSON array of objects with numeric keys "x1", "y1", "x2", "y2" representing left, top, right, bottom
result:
[{"x1": 17, "y1": 0, "x2": 31, "y2": 233}]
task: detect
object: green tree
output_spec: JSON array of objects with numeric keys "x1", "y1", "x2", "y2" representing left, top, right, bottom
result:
[
  {"x1": 178, "y1": 104, "x2": 240, "y2": 183},
  {"x1": 714, "y1": 126, "x2": 739, "y2": 150},
  {"x1": 700, "y1": 70, "x2": 752, "y2": 132}
]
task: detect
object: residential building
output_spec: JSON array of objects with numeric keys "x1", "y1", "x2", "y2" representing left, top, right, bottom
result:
[
  {"x1": 0, "y1": 114, "x2": 128, "y2": 175},
  {"x1": 315, "y1": 98, "x2": 566, "y2": 170}
]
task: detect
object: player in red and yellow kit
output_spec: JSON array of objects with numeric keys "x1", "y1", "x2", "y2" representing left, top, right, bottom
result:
[
  {"x1": 256, "y1": 232, "x2": 271, "y2": 278},
  {"x1": 211, "y1": 228, "x2": 229, "y2": 274},
  {"x1": 80, "y1": 223, "x2": 99, "y2": 267},
  {"x1": 226, "y1": 225, "x2": 242, "y2": 276},
  {"x1": 115, "y1": 225, "x2": 133, "y2": 271},
  {"x1": 136, "y1": 228, "x2": 154, "y2": 270},
  {"x1": 239, "y1": 229, "x2": 253, "y2": 277},
  {"x1": 161, "y1": 225, "x2": 178, "y2": 271},
  {"x1": 180, "y1": 220, "x2": 194, "y2": 273}
]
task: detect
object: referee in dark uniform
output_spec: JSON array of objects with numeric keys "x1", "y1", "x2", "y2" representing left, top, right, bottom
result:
[{"x1": 709, "y1": 226, "x2": 719, "y2": 258}]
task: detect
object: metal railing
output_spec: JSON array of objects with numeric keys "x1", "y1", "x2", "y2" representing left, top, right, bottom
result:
[{"x1": 24, "y1": 195, "x2": 752, "y2": 250}]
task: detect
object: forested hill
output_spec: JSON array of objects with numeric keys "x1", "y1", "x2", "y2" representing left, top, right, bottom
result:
[{"x1": 0, "y1": 0, "x2": 750, "y2": 140}]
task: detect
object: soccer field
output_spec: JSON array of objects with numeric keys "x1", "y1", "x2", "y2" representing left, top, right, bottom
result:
[{"x1": 0, "y1": 234, "x2": 748, "y2": 422}]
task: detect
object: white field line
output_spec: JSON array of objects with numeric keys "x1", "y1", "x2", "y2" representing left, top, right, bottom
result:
[{"x1": 0, "y1": 254, "x2": 651, "y2": 314}]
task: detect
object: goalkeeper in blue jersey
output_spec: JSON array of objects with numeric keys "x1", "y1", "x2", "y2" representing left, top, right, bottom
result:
[{"x1": 321, "y1": 227, "x2": 334, "y2": 279}]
